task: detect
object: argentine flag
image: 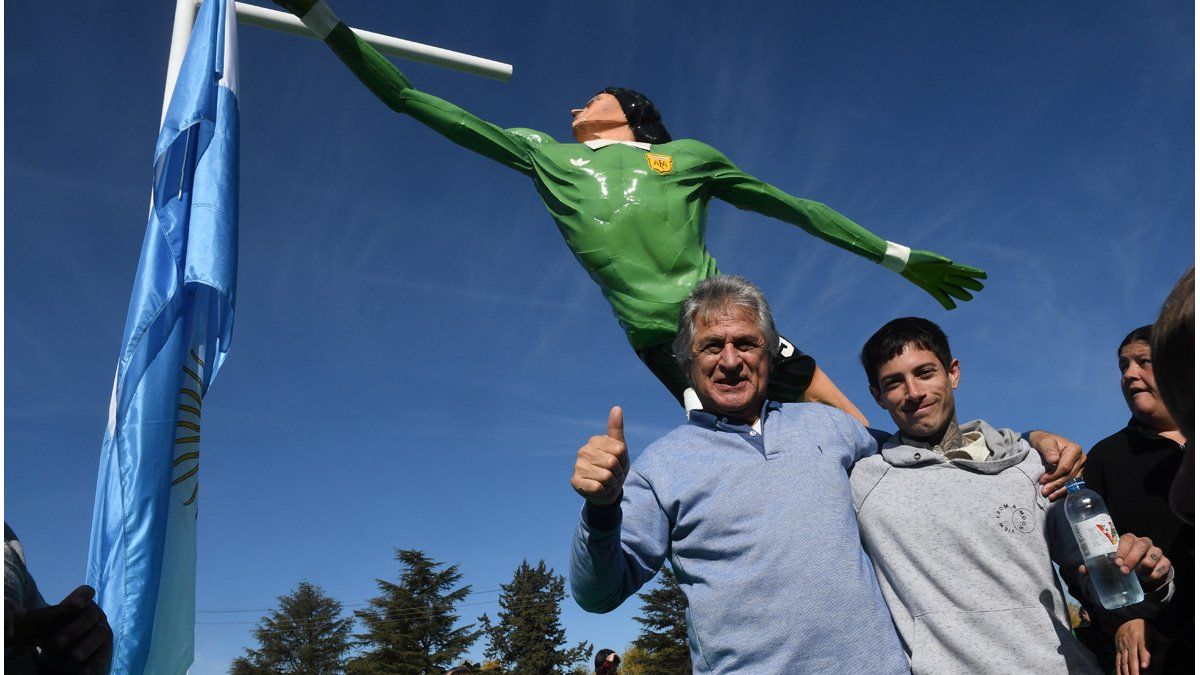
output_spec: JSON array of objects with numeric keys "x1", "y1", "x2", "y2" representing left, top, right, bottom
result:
[{"x1": 87, "y1": 0, "x2": 238, "y2": 671}]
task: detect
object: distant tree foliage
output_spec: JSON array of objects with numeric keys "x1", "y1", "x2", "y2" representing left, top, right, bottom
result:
[
  {"x1": 478, "y1": 559, "x2": 591, "y2": 673},
  {"x1": 347, "y1": 549, "x2": 481, "y2": 674},
  {"x1": 632, "y1": 567, "x2": 691, "y2": 674},
  {"x1": 229, "y1": 580, "x2": 353, "y2": 675},
  {"x1": 617, "y1": 646, "x2": 652, "y2": 675}
]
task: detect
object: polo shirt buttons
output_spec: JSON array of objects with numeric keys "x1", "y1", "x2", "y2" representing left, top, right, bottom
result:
[{"x1": 913, "y1": 452, "x2": 921, "y2": 460}]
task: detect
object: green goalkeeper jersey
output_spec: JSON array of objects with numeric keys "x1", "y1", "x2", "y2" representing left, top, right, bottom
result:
[{"x1": 319, "y1": 24, "x2": 920, "y2": 350}]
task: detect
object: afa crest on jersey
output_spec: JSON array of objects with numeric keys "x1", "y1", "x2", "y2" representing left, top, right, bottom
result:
[{"x1": 646, "y1": 153, "x2": 673, "y2": 175}]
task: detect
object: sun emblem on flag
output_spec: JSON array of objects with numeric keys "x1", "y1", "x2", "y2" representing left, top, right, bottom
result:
[{"x1": 173, "y1": 348, "x2": 205, "y2": 507}]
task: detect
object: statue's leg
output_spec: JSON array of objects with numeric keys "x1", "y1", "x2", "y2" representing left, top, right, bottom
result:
[
  {"x1": 770, "y1": 336, "x2": 870, "y2": 425},
  {"x1": 764, "y1": 336, "x2": 816, "y2": 403},
  {"x1": 635, "y1": 342, "x2": 689, "y2": 406}
]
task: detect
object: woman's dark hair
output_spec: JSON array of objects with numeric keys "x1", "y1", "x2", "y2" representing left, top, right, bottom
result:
[
  {"x1": 594, "y1": 648, "x2": 620, "y2": 673},
  {"x1": 1119, "y1": 324, "x2": 1155, "y2": 353},
  {"x1": 600, "y1": 87, "x2": 671, "y2": 144}
]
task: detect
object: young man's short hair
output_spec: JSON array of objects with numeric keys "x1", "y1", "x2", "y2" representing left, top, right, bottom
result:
[{"x1": 860, "y1": 317, "x2": 953, "y2": 388}]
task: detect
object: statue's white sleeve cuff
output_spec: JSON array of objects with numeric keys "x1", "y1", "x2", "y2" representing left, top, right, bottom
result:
[
  {"x1": 301, "y1": 1, "x2": 340, "y2": 40},
  {"x1": 881, "y1": 241, "x2": 911, "y2": 273}
]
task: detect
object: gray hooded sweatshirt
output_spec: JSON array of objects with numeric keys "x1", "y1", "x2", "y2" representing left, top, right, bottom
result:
[{"x1": 851, "y1": 420, "x2": 1171, "y2": 674}]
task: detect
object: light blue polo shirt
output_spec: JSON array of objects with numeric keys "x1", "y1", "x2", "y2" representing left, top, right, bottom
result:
[{"x1": 570, "y1": 401, "x2": 909, "y2": 673}]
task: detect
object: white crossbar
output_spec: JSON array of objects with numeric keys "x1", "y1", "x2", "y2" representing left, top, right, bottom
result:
[
  {"x1": 162, "y1": 0, "x2": 513, "y2": 123},
  {"x1": 233, "y1": 2, "x2": 513, "y2": 82}
]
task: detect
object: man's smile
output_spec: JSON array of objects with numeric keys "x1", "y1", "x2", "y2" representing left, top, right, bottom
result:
[{"x1": 902, "y1": 400, "x2": 935, "y2": 418}]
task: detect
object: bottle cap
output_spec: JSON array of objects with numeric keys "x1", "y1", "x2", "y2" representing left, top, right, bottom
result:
[{"x1": 1065, "y1": 478, "x2": 1086, "y2": 493}]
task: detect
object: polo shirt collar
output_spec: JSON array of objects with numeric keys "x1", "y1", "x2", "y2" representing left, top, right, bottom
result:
[
  {"x1": 688, "y1": 399, "x2": 780, "y2": 432},
  {"x1": 583, "y1": 139, "x2": 652, "y2": 151}
]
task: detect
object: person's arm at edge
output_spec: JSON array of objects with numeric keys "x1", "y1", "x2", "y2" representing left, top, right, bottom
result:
[{"x1": 275, "y1": 0, "x2": 536, "y2": 174}]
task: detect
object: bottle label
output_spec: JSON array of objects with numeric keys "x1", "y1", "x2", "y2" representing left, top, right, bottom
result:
[{"x1": 1073, "y1": 514, "x2": 1121, "y2": 558}]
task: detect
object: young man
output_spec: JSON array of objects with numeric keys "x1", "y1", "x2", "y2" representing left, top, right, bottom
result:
[
  {"x1": 1074, "y1": 326, "x2": 1193, "y2": 674},
  {"x1": 271, "y1": 0, "x2": 991, "y2": 421},
  {"x1": 851, "y1": 318, "x2": 1174, "y2": 674}
]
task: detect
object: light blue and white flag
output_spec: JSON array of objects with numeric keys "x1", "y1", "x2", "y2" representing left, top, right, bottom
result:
[{"x1": 87, "y1": 0, "x2": 238, "y2": 671}]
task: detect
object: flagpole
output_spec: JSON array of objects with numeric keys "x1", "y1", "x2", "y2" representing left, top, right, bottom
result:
[
  {"x1": 160, "y1": 0, "x2": 512, "y2": 116},
  {"x1": 162, "y1": 0, "x2": 203, "y2": 125}
]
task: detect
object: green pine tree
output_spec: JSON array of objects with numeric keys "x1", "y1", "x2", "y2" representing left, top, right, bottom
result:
[
  {"x1": 347, "y1": 549, "x2": 481, "y2": 674},
  {"x1": 632, "y1": 567, "x2": 691, "y2": 674},
  {"x1": 478, "y1": 559, "x2": 591, "y2": 674},
  {"x1": 229, "y1": 580, "x2": 353, "y2": 675}
]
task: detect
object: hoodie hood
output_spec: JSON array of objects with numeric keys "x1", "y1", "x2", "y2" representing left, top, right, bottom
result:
[{"x1": 881, "y1": 419, "x2": 1029, "y2": 474}]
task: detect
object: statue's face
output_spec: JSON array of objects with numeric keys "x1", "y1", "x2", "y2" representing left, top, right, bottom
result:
[{"x1": 571, "y1": 93, "x2": 635, "y2": 143}]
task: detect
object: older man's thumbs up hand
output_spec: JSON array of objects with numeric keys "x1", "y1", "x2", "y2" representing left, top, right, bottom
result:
[{"x1": 571, "y1": 406, "x2": 630, "y2": 507}]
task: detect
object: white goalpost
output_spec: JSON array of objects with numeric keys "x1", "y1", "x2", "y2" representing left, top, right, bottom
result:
[{"x1": 161, "y1": 0, "x2": 513, "y2": 121}]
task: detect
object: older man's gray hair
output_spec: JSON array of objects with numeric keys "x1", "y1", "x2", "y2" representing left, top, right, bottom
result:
[{"x1": 673, "y1": 275, "x2": 780, "y2": 375}]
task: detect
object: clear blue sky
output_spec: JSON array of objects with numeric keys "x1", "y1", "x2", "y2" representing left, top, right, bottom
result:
[{"x1": 5, "y1": 1, "x2": 1193, "y2": 672}]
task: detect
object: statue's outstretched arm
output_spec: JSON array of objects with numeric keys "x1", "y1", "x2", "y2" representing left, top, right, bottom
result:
[
  {"x1": 708, "y1": 151, "x2": 986, "y2": 309},
  {"x1": 276, "y1": 0, "x2": 535, "y2": 174}
]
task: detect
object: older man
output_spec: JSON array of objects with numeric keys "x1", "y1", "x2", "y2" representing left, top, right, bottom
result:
[
  {"x1": 851, "y1": 318, "x2": 1173, "y2": 674},
  {"x1": 570, "y1": 275, "x2": 909, "y2": 672},
  {"x1": 272, "y1": 0, "x2": 997, "y2": 422}
]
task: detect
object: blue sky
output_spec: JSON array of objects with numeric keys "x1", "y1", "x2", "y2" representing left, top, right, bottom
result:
[{"x1": 4, "y1": 1, "x2": 1193, "y2": 672}]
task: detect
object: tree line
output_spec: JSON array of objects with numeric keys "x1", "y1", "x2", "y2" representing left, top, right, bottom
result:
[{"x1": 228, "y1": 551, "x2": 690, "y2": 674}]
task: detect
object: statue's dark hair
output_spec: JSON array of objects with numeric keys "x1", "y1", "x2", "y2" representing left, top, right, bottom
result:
[{"x1": 600, "y1": 87, "x2": 671, "y2": 144}]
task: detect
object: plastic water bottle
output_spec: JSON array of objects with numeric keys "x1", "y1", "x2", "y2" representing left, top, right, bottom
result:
[{"x1": 1064, "y1": 478, "x2": 1143, "y2": 610}]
